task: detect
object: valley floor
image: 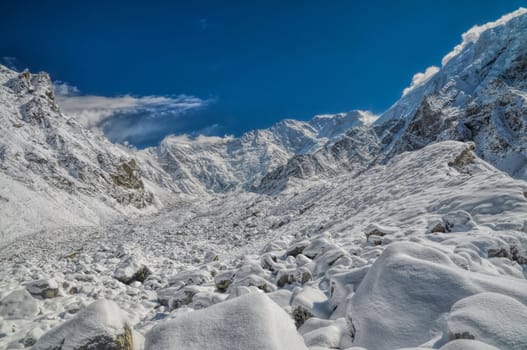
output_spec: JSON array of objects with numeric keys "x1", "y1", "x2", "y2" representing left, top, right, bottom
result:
[{"x1": 1, "y1": 141, "x2": 527, "y2": 350}]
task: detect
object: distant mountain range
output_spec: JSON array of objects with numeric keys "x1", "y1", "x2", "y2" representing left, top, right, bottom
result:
[{"x1": 1, "y1": 8, "x2": 526, "y2": 239}]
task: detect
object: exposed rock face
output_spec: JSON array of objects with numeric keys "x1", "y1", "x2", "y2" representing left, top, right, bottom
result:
[
  {"x1": 33, "y1": 300, "x2": 135, "y2": 350},
  {"x1": 376, "y1": 9, "x2": 527, "y2": 180},
  {"x1": 0, "y1": 64, "x2": 176, "y2": 239},
  {"x1": 111, "y1": 159, "x2": 143, "y2": 190}
]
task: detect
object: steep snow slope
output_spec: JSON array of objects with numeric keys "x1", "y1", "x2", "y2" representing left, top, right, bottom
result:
[
  {"x1": 149, "y1": 110, "x2": 377, "y2": 194},
  {"x1": 377, "y1": 8, "x2": 527, "y2": 179},
  {"x1": 255, "y1": 123, "x2": 381, "y2": 193},
  {"x1": 257, "y1": 8, "x2": 527, "y2": 191},
  {"x1": 0, "y1": 65, "x2": 178, "y2": 241}
]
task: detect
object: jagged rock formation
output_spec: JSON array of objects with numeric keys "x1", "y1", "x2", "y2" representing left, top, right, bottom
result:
[
  {"x1": 0, "y1": 66, "x2": 177, "y2": 239},
  {"x1": 377, "y1": 8, "x2": 527, "y2": 178},
  {"x1": 257, "y1": 9, "x2": 527, "y2": 190}
]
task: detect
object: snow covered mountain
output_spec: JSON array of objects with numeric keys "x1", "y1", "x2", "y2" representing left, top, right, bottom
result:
[
  {"x1": 377, "y1": 8, "x2": 527, "y2": 178},
  {"x1": 259, "y1": 8, "x2": 527, "y2": 190},
  {"x1": 147, "y1": 110, "x2": 377, "y2": 194},
  {"x1": 0, "y1": 66, "x2": 178, "y2": 240},
  {"x1": 0, "y1": 62, "x2": 376, "y2": 238},
  {"x1": 0, "y1": 7, "x2": 527, "y2": 350}
]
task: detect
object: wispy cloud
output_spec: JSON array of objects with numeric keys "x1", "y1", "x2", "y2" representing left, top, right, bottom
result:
[{"x1": 53, "y1": 81, "x2": 209, "y2": 129}]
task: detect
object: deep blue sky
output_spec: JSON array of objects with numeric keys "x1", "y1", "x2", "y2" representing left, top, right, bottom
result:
[{"x1": 1, "y1": 0, "x2": 526, "y2": 147}]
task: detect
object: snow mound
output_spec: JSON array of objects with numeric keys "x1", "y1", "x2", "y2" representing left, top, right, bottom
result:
[
  {"x1": 447, "y1": 292, "x2": 527, "y2": 349},
  {"x1": 33, "y1": 299, "x2": 134, "y2": 350},
  {"x1": 144, "y1": 292, "x2": 307, "y2": 350},
  {"x1": 350, "y1": 242, "x2": 527, "y2": 350},
  {"x1": 439, "y1": 339, "x2": 500, "y2": 350}
]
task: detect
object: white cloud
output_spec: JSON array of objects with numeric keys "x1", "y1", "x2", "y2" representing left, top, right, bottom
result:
[
  {"x1": 53, "y1": 81, "x2": 209, "y2": 129},
  {"x1": 402, "y1": 66, "x2": 440, "y2": 96}
]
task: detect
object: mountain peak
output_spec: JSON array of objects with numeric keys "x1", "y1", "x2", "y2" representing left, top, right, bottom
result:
[{"x1": 442, "y1": 7, "x2": 527, "y2": 66}]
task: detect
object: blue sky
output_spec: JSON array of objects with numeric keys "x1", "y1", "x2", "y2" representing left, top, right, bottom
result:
[{"x1": 1, "y1": 0, "x2": 525, "y2": 147}]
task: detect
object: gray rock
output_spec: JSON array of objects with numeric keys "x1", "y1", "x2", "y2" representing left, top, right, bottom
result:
[
  {"x1": 113, "y1": 255, "x2": 151, "y2": 285},
  {"x1": 0, "y1": 289, "x2": 38, "y2": 320},
  {"x1": 26, "y1": 279, "x2": 59, "y2": 299}
]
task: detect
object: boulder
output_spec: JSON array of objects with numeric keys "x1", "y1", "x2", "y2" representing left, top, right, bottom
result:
[
  {"x1": 349, "y1": 242, "x2": 527, "y2": 350},
  {"x1": 168, "y1": 269, "x2": 210, "y2": 286},
  {"x1": 214, "y1": 270, "x2": 236, "y2": 292},
  {"x1": 26, "y1": 279, "x2": 59, "y2": 299},
  {"x1": 145, "y1": 292, "x2": 308, "y2": 350},
  {"x1": 33, "y1": 299, "x2": 134, "y2": 350},
  {"x1": 113, "y1": 255, "x2": 151, "y2": 284},
  {"x1": 439, "y1": 339, "x2": 500, "y2": 350},
  {"x1": 0, "y1": 289, "x2": 38, "y2": 320},
  {"x1": 447, "y1": 292, "x2": 527, "y2": 350}
]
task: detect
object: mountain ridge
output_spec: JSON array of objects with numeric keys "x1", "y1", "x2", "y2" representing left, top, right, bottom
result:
[{"x1": 1, "y1": 7, "x2": 527, "y2": 237}]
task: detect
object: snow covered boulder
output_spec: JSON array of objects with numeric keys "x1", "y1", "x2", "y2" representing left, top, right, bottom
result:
[
  {"x1": 349, "y1": 242, "x2": 527, "y2": 350},
  {"x1": 364, "y1": 223, "x2": 399, "y2": 238},
  {"x1": 442, "y1": 210, "x2": 477, "y2": 232},
  {"x1": 291, "y1": 286, "x2": 330, "y2": 327},
  {"x1": 113, "y1": 255, "x2": 151, "y2": 285},
  {"x1": 145, "y1": 292, "x2": 308, "y2": 350},
  {"x1": 439, "y1": 339, "x2": 500, "y2": 350},
  {"x1": 299, "y1": 317, "x2": 353, "y2": 348},
  {"x1": 22, "y1": 327, "x2": 45, "y2": 347},
  {"x1": 168, "y1": 269, "x2": 211, "y2": 287},
  {"x1": 26, "y1": 278, "x2": 59, "y2": 298},
  {"x1": 0, "y1": 289, "x2": 38, "y2": 319},
  {"x1": 214, "y1": 270, "x2": 236, "y2": 291},
  {"x1": 447, "y1": 292, "x2": 527, "y2": 349},
  {"x1": 33, "y1": 299, "x2": 135, "y2": 350}
]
